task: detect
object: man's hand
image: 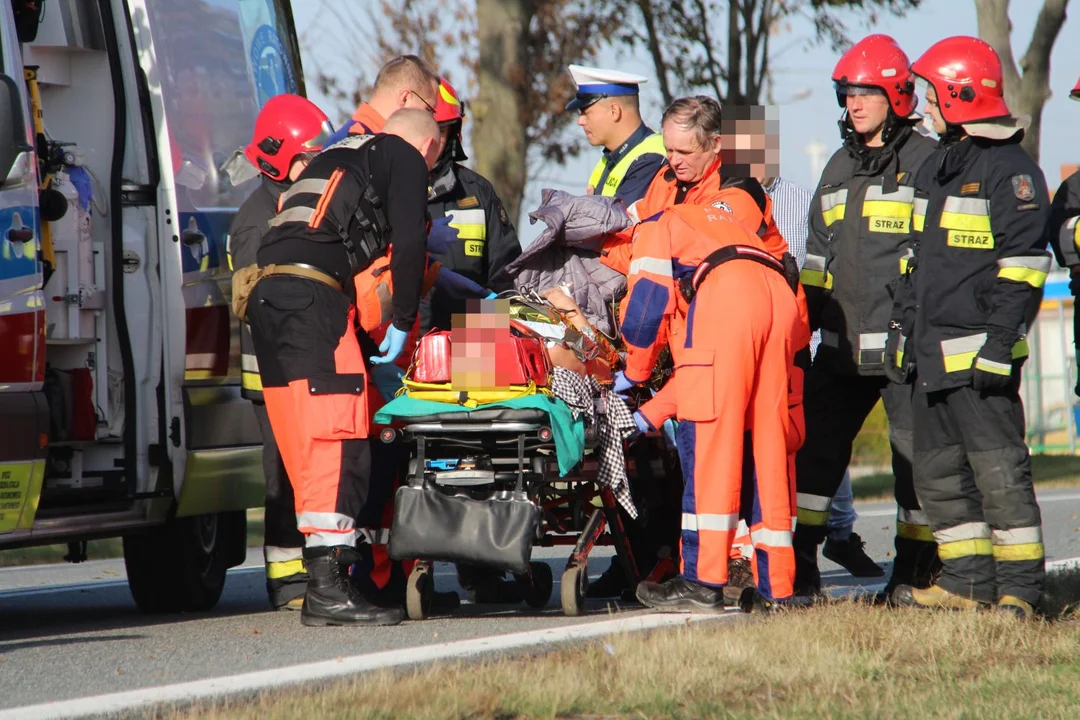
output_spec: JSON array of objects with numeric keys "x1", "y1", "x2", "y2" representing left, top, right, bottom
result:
[
  {"x1": 427, "y1": 215, "x2": 459, "y2": 255},
  {"x1": 972, "y1": 330, "x2": 1015, "y2": 393},
  {"x1": 613, "y1": 370, "x2": 635, "y2": 394},
  {"x1": 370, "y1": 325, "x2": 409, "y2": 366},
  {"x1": 433, "y1": 266, "x2": 492, "y2": 299},
  {"x1": 883, "y1": 320, "x2": 911, "y2": 385}
]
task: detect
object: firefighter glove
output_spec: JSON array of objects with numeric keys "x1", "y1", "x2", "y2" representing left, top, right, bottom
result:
[
  {"x1": 972, "y1": 329, "x2": 1015, "y2": 392},
  {"x1": 370, "y1": 325, "x2": 408, "y2": 365},
  {"x1": 433, "y1": 265, "x2": 491, "y2": 299},
  {"x1": 427, "y1": 215, "x2": 459, "y2": 255}
]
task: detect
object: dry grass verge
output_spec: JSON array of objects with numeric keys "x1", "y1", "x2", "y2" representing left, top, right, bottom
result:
[{"x1": 168, "y1": 578, "x2": 1080, "y2": 720}]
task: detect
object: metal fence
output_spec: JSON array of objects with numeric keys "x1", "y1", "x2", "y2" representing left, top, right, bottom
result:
[{"x1": 1023, "y1": 273, "x2": 1078, "y2": 454}]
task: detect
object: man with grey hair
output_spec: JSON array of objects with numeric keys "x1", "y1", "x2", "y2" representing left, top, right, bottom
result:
[{"x1": 326, "y1": 54, "x2": 441, "y2": 143}]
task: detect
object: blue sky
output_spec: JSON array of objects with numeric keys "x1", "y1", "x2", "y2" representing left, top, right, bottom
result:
[{"x1": 293, "y1": 1, "x2": 1079, "y2": 240}]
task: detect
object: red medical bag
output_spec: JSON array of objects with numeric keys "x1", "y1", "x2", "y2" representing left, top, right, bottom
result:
[{"x1": 411, "y1": 331, "x2": 452, "y2": 384}]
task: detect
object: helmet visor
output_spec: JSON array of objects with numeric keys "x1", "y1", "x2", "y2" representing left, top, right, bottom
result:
[
  {"x1": 833, "y1": 83, "x2": 886, "y2": 97},
  {"x1": 302, "y1": 120, "x2": 336, "y2": 150}
]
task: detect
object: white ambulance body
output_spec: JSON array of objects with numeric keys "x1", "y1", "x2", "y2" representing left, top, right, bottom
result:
[{"x1": 0, "y1": 0, "x2": 304, "y2": 612}]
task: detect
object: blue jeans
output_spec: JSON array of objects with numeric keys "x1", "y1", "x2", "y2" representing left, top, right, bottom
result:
[{"x1": 826, "y1": 469, "x2": 858, "y2": 541}]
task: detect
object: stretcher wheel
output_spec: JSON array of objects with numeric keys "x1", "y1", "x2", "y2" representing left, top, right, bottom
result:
[
  {"x1": 523, "y1": 562, "x2": 554, "y2": 609},
  {"x1": 406, "y1": 565, "x2": 433, "y2": 620},
  {"x1": 560, "y1": 564, "x2": 588, "y2": 616}
]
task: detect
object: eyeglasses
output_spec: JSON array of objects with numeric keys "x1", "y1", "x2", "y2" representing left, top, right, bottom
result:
[{"x1": 409, "y1": 89, "x2": 437, "y2": 116}]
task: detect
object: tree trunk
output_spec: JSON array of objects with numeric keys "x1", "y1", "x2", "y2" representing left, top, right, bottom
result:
[
  {"x1": 473, "y1": 0, "x2": 532, "y2": 224},
  {"x1": 974, "y1": 0, "x2": 1070, "y2": 163},
  {"x1": 635, "y1": 0, "x2": 674, "y2": 105}
]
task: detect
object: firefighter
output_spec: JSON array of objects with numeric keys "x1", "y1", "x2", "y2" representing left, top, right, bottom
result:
[
  {"x1": 566, "y1": 65, "x2": 666, "y2": 204},
  {"x1": 424, "y1": 77, "x2": 521, "y2": 333},
  {"x1": 888, "y1": 37, "x2": 1050, "y2": 618},
  {"x1": 227, "y1": 94, "x2": 334, "y2": 611},
  {"x1": 621, "y1": 203, "x2": 801, "y2": 611},
  {"x1": 792, "y1": 34, "x2": 938, "y2": 598},
  {"x1": 246, "y1": 108, "x2": 443, "y2": 627},
  {"x1": 1047, "y1": 77, "x2": 1080, "y2": 396},
  {"x1": 326, "y1": 54, "x2": 441, "y2": 142}
]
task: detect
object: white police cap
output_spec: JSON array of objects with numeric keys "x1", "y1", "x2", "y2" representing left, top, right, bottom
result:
[{"x1": 566, "y1": 65, "x2": 649, "y2": 111}]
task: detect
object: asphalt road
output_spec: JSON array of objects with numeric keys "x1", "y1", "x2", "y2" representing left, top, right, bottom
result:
[{"x1": 1, "y1": 488, "x2": 1078, "y2": 715}]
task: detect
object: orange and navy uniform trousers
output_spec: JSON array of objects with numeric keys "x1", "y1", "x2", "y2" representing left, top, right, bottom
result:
[{"x1": 621, "y1": 204, "x2": 800, "y2": 600}]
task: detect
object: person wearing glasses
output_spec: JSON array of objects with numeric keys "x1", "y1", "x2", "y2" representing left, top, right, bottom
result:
[
  {"x1": 567, "y1": 65, "x2": 666, "y2": 206},
  {"x1": 325, "y1": 54, "x2": 441, "y2": 144}
]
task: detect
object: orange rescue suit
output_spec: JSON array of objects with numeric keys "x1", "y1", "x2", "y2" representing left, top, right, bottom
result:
[{"x1": 620, "y1": 204, "x2": 800, "y2": 600}]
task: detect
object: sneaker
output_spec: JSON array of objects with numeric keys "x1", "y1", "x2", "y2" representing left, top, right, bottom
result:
[{"x1": 823, "y1": 532, "x2": 884, "y2": 578}]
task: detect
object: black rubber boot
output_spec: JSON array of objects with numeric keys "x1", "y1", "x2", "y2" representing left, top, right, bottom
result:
[
  {"x1": 882, "y1": 537, "x2": 941, "y2": 599},
  {"x1": 300, "y1": 546, "x2": 405, "y2": 627},
  {"x1": 585, "y1": 560, "x2": 631, "y2": 599},
  {"x1": 793, "y1": 525, "x2": 826, "y2": 596},
  {"x1": 823, "y1": 532, "x2": 884, "y2": 578},
  {"x1": 636, "y1": 576, "x2": 725, "y2": 613}
]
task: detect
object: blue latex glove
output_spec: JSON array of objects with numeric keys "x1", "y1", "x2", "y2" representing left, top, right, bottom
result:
[
  {"x1": 427, "y1": 215, "x2": 459, "y2": 255},
  {"x1": 613, "y1": 370, "x2": 635, "y2": 394},
  {"x1": 633, "y1": 411, "x2": 651, "y2": 434},
  {"x1": 433, "y1": 265, "x2": 492, "y2": 299},
  {"x1": 368, "y1": 361, "x2": 405, "y2": 403},
  {"x1": 485, "y1": 292, "x2": 498, "y2": 300},
  {"x1": 661, "y1": 419, "x2": 678, "y2": 450},
  {"x1": 370, "y1": 324, "x2": 408, "y2": 365}
]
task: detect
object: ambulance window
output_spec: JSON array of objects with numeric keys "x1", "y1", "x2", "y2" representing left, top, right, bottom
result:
[{"x1": 142, "y1": 0, "x2": 303, "y2": 210}]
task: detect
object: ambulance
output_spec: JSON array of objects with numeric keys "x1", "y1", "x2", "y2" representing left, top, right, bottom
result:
[{"x1": 0, "y1": 0, "x2": 304, "y2": 612}]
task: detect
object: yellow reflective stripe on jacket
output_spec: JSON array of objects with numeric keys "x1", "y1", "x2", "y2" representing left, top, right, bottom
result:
[
  {"x1": 862, "y1": 184, "x2": 915, "y2": 233},
  {"x1": 913, "y1": 197, "x2": 928, "y2": 232},
  {"x1": 940, "y1": 196, "x2": 992, "y2": 232},
  {"x1": 820, "y1": 189, "x2": 847, "y2": 226},
  {"x1": 588, "y1": 133, "x2": 666, "y2": 197},
  {"x1": 800, "y1": 253, "x2": 833, "y2": 289},
  {"x1": 997, "y1": 255, "x2": 1052, "y2": 288},
  {"x1": 241, "y1": 353, "x2": 262, "y2": 391},
  {"x1": 447, "y1": 208, "x2": 487, "y2": 241},
  {"x1": 899, "y1": 248, "x2": 914, "y2": 275},
  {"x1": 941, "y1": 334, "x2": 986, "y2": 373}
]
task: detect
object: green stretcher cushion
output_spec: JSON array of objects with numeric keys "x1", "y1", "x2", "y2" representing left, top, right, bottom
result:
[{"x1": 374, "y1": 394, "x2": 584, "y2": 476}]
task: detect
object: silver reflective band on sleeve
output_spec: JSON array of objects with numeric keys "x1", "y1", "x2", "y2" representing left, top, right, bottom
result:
[
  {"x1": 1063, "y1": 217, "x2": 1080, "y2": 252},
  {"x1": 796, "y1": 493, "x2": 831, "y2": 512},
  {"x1": 974, "y1": 356, "x2": 1012, "y2": 374},
  {"x1": 241, "y1": 353, "x2": 260, "y2": 373},
  {"x1": 750, "y1": 527, "x2": 793, "y2": 547},
  {"x1": 821, "y1": 189, "x2": 848, "y2": 211},
  {"x1": 897, "y1": 508, "x2": 930, "y2": 526},
  {"x1": 991, "y1": 527, "x2": 1043, "y2": 545},
  {"x1": 933, "y1": 521, "x2": 991, "y2": 544},
  {"x1": 998, "y1": 255, "x2": 1052, "y2": 273},
  {"x1": 819, "y1": 330, "x2": 840, "y2": 348},
  {"x1": 941, "y1": 333, "x2": 987, "y2": 373},
  {"x1": 682, "y1": 512, "x2": 739, "y2": 532},
  {"x1": 296, "y1": 511, "x2": 355, "y2": 531},
  {"x1": 359, "y1": 527, "x2": 391, "y2": 545},
  {"x1": 628, "y1": 257, "x2": 673, "y2": 277},
  {"x1": 803, "y1": 254, "x2": 827, "y2": 272},
  {"x1": 913, "y1": 198, "x2": 928, "y2": 214},
  {"x1": 279, "y1": 178, "x2": 329, "y2": 205},
  {"x1": 447, "y1": 208, "x2": 486, "y2": 225},
  {"x1": 860, "y1": 332, "x2": 888, "y2": 351},
  {"x1": 268, "y1": 205, "x2": 316, "y2": 228}
]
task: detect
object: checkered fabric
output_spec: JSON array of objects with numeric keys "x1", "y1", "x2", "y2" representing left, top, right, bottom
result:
[{"x1": 550, "y1": 366, "x2": 638, "y2": 518}]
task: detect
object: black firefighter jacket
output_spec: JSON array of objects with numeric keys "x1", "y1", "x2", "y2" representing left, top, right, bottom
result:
[
  {"x1": 802, "y1": 125, "x2": 936, "y2": 376},
  {"x1": 227, "y1": 176, "x2": 287, "y2": 402},
  {"x1": 902, "y1": 133, "x2": 1051, "y2": 394},
  {"x1": 1048, "y1": 169, "x2": 1080, "y2": 270},
  {"x1": 422, "y1": 162, "x2": 522, "y2": 331}
]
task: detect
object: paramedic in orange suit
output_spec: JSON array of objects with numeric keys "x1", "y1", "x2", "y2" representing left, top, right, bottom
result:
[{"x1": 624, "y1": 203, "x2": 799, "y2": 610}]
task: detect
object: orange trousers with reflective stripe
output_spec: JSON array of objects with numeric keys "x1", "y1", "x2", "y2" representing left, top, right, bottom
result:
[
  {"x1": 675, "y1": 261, "x2": 797, "y2": 600},
  {"x1": 249, "y1": 276, "x2": 374, "y2": 549}
]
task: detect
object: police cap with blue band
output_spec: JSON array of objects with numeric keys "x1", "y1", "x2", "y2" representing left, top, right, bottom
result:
[{"x1": 565, "y1": 65, "x2": 650, "y2": 111}]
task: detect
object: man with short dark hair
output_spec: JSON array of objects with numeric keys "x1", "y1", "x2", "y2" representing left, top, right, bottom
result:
[{"x1": 326, "y1": 54, "x2": 441, "y2": 143}]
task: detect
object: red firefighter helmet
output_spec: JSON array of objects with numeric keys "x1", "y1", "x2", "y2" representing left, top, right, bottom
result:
[
  {"x1": 244, "y1": 94, "x2": 333, "y2": 182},
  {"x1": 434, "y1": 78, "x2": 464, "y2": 125},
  {"x1": 911, "y1": 36, "x2": 1010, "y2": 125},
  {"x1": 1071, "y1": 76, "x2": 1080, "y2": 101},
  {"x1": 832, "y1": 34, "x2": 918, "y2": 117}
]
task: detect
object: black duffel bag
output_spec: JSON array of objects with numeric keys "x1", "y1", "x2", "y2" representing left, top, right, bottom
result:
[{"x1": 388, "y1": 471, "x2": 540, "y2": 576}]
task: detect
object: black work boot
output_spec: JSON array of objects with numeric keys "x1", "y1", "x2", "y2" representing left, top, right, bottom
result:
[
  {"x1": 301, "y1": 546, "x2": 405, "y2": 627},
  {"x1": 793, "y1": 525, "x2": 825, "y2": 596},
  {"x1": 585, "y1": 560, "x2": 631, "y2": 599},
  {"x1": 882, "y1": 537, "x2": 941, "y2": 601},
  {"x1": 636, "y1": 576, "x2": 725, "y2": 612},
  {"x1": 823, "y1": 532, "x2": 884, "y2": 578}
]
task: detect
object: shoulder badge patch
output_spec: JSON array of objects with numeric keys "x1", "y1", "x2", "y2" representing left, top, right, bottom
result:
[
  {"x1": 1011, "y1": 175, "x2": 1035, "y2": 202},
  {"x1": 960, "y1": 182, "x2": 981, "y2": 196},
  {"x1": 711, "y1": 200, "x2": 733, "y2": 214},
  {"x1": 457, "y1": 196, "x2": 480, "y2": 209},
  {"x1": 896, "y1": 172, "x2": 908, "y2": 184},
  {"x1": 498, "y1": 203, "x2": 509, "y2": 225}
]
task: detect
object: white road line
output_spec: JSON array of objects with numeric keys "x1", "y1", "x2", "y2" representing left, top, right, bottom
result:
[{"x1": 0, "y1": 611, "x2": 740, "y2": 720}]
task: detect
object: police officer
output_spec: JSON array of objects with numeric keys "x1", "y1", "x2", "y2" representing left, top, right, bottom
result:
[
  {"x1": 568, "y1": 65, "x2": 666, "y2": 205},
  {"x1": 889, "y1": 37, "x2": 1051, "y2": 618},
  {"x1": 1047, "y1": 77, "x2": 1080, "y2": 396},
  {"x1": 793, "y1": 34, "x2": 938, "y2": 598},
  {"x1": 227, "y1": 94, "x2": 333, "y2": 611},
  {"x1": 247, "y1": 109, "x2": 442, "y2": 627},
  {"x1": 424, "y1": 78, "x2": 521, "y2": 332}
]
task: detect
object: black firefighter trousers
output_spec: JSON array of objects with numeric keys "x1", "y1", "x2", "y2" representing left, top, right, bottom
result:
[
  {"x1": 913, "y1": 385, "x2": 1044, "y2": 606},
  {"x1": 793, "y1": 366, "x2": 936, "y2": 588}
]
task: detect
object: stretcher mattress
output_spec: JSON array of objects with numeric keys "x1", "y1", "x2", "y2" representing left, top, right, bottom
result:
[{"x1": 374, "y1": 394, "x2": 584, "y2": 476}]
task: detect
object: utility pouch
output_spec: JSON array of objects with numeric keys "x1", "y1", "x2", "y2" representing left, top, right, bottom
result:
[{"x1": 231, "y1": 263, "x2": 277, "y2": 321}]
